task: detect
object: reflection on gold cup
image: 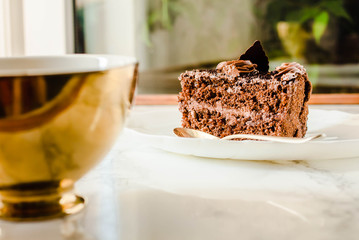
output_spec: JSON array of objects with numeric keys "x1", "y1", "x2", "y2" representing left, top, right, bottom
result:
[{"x1": 0, "y1": 55, "x2": 138, "y2": 221}]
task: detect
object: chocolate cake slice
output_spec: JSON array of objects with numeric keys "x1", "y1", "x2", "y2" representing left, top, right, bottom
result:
[{"x1": 178, "y1": 41, "x2": 312, "y2": 138}]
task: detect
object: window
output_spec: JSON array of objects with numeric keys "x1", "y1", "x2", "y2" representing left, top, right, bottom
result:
[
  {"x1": 0, "y1": 0, "x2": 73, "y2": 56},
  {"x1": 1, "y1": 0, "x2": 358, "y2": 104}
]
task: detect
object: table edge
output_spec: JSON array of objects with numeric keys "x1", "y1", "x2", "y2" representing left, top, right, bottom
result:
[{"x1": 135, "y1": 94, "x2": 359, "y2": 105}]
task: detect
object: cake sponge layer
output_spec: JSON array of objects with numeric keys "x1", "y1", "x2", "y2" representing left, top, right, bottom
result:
[{"x1": 178, "y1": 63, "x2": 311, "y2": 138}]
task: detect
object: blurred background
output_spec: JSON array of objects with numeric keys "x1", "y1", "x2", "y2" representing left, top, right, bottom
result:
[
  {"x1": 74, "y1": 0, "x2": 359, "y2": 95},
  {"x1": 1, "y1": 0, "x2": 358, "y2": 95}
]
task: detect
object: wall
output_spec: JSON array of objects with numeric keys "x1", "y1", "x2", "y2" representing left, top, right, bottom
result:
[{"x1": 141, "y1": 0, "x2": 259, "y2": 70}]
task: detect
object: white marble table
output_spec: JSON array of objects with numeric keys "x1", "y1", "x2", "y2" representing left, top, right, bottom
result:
[{"x1": 1, "y1": 105, "x2": 359, "y2": 240}]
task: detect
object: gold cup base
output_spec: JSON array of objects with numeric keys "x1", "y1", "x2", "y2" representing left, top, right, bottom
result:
[{"x1": 0, "y1": 180, "x2": 85, "y2": 221}]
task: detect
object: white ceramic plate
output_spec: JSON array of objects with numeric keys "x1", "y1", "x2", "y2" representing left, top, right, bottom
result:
[{"x1": 126, "y1": 108, "x2": 359, "y2": 161}]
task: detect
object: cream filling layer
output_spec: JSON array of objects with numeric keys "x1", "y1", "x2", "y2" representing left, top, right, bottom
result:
[{"x1": 186, "y1": 100, "x2": 283, "y2": 126}]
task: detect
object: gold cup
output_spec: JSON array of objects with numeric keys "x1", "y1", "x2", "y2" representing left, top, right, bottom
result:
[{"x1": 0, "y1": 55, "x2": 138, "y2": 221}]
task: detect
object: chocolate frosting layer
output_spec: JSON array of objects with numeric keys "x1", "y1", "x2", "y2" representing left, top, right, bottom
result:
[
  {"x1": 274, "y1": 62, "x2": 306, "y2": 81},
  {"x1": 216, "y1": 60, "x2": 257, "y2": 77},
  {"x1": 239, "y1": 40, "x2": 269, "y2": 73}
]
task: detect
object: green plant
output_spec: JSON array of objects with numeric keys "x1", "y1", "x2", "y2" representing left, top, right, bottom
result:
[
  {"x1": 264, "y1": 0, "x2": 351, "y2": 43},
  {"x1": 143, "y1": 0, "x2": 188, "y2": 47}
]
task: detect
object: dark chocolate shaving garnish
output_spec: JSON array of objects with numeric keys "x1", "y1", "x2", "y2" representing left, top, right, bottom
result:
[{"x1": 239, "y1": 40, "x2": 269, "y2": 73}]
